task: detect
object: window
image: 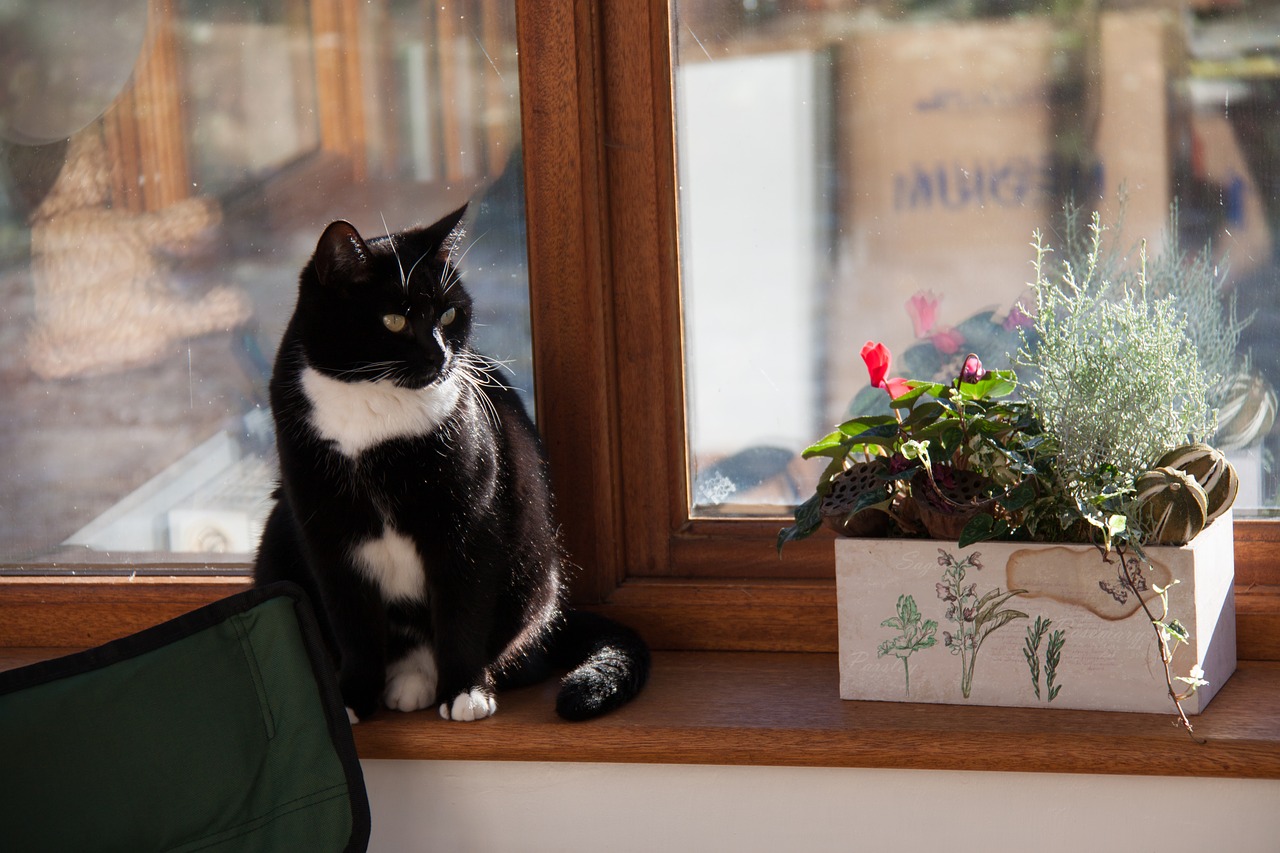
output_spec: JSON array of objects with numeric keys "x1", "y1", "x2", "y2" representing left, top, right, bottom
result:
[
  {"x1": 515, "y1": 0, "x2": 1280, "y2": 651},
  {"x1": 4, "y1": 0, "x2": 1279, "y2": 660},
  {"x1": 673, "y1": 3, "x2": 1280, "y2": 520},
  {"x1": 0, "y1": 0, "x2": 529, "y2": 570}
]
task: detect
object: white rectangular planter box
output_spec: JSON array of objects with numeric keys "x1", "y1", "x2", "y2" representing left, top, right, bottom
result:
[{"x1": 834, "y1": 513, "x2": 1236, "y2": 714}]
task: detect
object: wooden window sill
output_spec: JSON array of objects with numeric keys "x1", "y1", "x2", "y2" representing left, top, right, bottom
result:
[
  {"x1": 5, "y1": 644, "x2": 1280, "y2": 779},
  {"x1": 358, "y1": 652, "x2": 1280, "y2": 777}
]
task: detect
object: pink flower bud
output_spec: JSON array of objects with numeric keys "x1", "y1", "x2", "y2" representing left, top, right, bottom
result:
[{"x1": 959, "y1": 353, "x2": 986, "y2": 384}]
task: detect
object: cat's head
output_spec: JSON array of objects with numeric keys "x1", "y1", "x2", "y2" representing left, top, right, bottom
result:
[{"x1": 295, "y1": 206, "x2": 474, "y2": 389}]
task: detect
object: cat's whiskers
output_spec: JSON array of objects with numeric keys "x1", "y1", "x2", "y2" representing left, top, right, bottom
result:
[
  {"x1": 440, "y1": 231, "x2": 486, "y2": 295},
  {"x1": 449, "y1": 354, "x2": 504, "y2": 429},
  {"x1": 404, "y1": 250, "x2": 431, "y2": 292},
  {"x1": 343, "y1": 365, "x2": 410, "y2": 387},
  {"x1": 334, "y1": 360, "x2": 405, "y2": 382},
  {"x1": 380, "y1": 212, "x2": 408, "y2": 293},
  {"x1": 456, "y1": 352, "x2": 516, "y2": 390},
  {"x1": 441, "y1": 265, "x2": 461, "y2": 296},
  {"x1": 470, "y1": 352, "x2": 517, "y2": 377},
  {"x1": 459, "y1": 371, "x2": 501, "y2": 430}
]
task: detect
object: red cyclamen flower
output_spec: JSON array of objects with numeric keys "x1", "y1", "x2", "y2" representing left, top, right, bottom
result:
[{"x1": 860, "y1": 341, "x2": 912, "y2": 399}]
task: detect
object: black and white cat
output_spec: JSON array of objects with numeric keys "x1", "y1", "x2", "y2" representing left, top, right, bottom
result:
[{"x1": 254, "y1": 206, "x2": 649, "y2": 723}]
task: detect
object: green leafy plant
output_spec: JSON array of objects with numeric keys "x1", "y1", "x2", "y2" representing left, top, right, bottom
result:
[
  {"x1": 877, "y1": 594, "x2": 938, "y2": 697},
  {"x1": 777, "y1": 343, "x2": 1048, "y2": 552}
]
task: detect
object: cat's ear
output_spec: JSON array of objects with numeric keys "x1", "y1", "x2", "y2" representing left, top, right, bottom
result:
[
  {"x1": 313, "y1": 220, "x2": 372, "y2": 291},
  {"x1": 428, "y1": 204, "x2": 469, "y2": 263}
]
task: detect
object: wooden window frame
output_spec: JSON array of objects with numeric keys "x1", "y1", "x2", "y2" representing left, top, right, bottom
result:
[
  {"x1": 520, "y1": 0, "x2": 1280, "y2": 657},
  {"x1": 8, "y1": 0, "x2": 1280, "y2": 784},
  {"x1": 3, "y1": 0, "x2": 1279, "y2": 665}
]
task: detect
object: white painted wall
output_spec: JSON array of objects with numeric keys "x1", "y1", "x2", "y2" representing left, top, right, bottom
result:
[{"x1": 363, "y1": 759, "x2": 1280, "y2": 852}]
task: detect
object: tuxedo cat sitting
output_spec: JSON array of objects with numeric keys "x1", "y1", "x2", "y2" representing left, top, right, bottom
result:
[{"x1": 254, "y1": 206, "x2": 649, "y2": 722}]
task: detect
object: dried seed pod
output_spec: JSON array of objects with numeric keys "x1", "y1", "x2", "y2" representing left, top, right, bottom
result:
[
  {"x1": 821, "y1": 462, "x2": 891, "y2": 537},
  {"x1": 1133, "y1": 466, "x2": 1209, "y2": 546},
  {"x1": 1154, "y1": 443, "x2": 1238, "y2": 524}
]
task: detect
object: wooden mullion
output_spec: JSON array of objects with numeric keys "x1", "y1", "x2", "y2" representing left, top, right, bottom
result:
[
  {"x1": 600, "y1": 1, "x2": 687, "y2": 578},
  {"x1": 647, "y1": 1, "x2": 687, "y2": 549},
  {"x1": 515, "y1": 0, "x2": 621, "y2": 601}
]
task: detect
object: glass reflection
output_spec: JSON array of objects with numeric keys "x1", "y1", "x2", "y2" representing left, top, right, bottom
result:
[
  {"x1": 674, "y1": 0, "x2": 1280, "y2": 517},
  {"x1": 0, "y1": 0, "x2": 530, "y2": 566}
]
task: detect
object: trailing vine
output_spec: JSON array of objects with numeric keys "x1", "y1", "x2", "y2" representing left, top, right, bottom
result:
[{"x1": 1112, "y1": 541, "x2": 1208, "y2": 742}]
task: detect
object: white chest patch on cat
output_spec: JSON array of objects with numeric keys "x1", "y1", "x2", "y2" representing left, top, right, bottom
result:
[
  {"x1": 301, "y1": 365, "x2": 463, "y2": 457},
  {"x1": 352, "y1": 527, "x2": 426, "y2": 602}
]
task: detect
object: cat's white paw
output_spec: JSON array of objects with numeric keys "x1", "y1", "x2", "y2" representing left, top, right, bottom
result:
[
  {"x1": 384, "y1": 647, "x2": 439, "y2": 713},
  {"x1": 439, "y1": 689, "x2": 497, "y2": 722},
  {"x1": 346, "y1": 707, "x2": 360, "y2": 725},
  {"x1": 384, "y1": 671, "x2": 436, "y2": 712}
]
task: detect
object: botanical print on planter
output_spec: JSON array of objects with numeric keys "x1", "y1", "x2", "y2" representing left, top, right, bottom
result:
[
  {"x1": 934, "y1": 549, "x2": 1028, "y2": 699},
  {"x1": 876, "y1": 594, "x2": 938, "y2": 697},
  {"x1": 877, "y1": 548, "x2": 1038, "y2": 700},
  {"x1": 1023, "y1": 616, "x2": 1067, "y2": 702}
]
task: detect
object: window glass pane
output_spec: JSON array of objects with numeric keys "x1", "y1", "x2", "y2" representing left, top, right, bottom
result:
[
  {"x1": 674, "y1": 0, "x2": 1280, "y2": 518},
  {"x1": 180, "y1": 0, "x2": 322, "y2": 196},
  {"x1": 0, "y1": 0, "x2": 530, "y2": 567}
]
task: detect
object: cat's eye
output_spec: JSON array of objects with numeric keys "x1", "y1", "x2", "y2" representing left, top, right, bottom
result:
[
  {"x1": 439, "y1": 307, "x2": 457, "y2": 326},
  {"x1": 382, "y1": 313, "x2": 407, "y2": 333}
]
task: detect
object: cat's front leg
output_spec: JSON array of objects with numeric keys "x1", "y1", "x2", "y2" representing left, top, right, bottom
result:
[
  {"x1": 383, "y1": 645, "x2": 439, "y2": 713},
  {"x1": 322, "y1": 571, "x2": 390, "y2": 722},
  {"x1": 431, "y1": 597, "x2": 499, "y2": 722}
]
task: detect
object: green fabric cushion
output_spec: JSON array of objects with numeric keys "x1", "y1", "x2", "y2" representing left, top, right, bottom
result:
[{"x1": 0, "y1": 584, "x2": 369, "y2": 853}]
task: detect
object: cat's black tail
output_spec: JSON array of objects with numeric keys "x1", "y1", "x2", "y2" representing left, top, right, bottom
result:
[{"x1": 548, "y1": 609, "x2": 650, "y2": 721}]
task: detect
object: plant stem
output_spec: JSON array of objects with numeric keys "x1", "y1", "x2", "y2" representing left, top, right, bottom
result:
[{"x1": 1112, "y1": 544, "x2": 1205, "y2": 742}]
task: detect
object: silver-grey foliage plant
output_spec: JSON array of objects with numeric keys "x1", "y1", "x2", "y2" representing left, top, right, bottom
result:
[
  {"x1": 1016, "y1": 211, "x2": 1217, "y2": 498},
  {"x1": 1046, "y1": 202, "x2": 1249, "y2": 415}
]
